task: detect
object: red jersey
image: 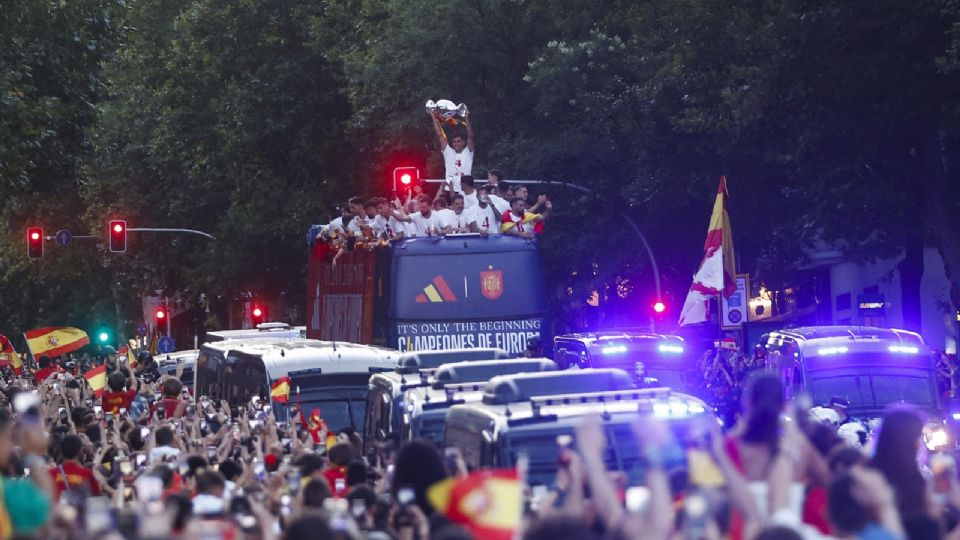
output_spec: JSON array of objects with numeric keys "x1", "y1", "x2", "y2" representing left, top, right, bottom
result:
[
  {"x1": 322, "y1": 466, "x2": 348, "y2": 497},
  {"x1": 101, "y1": 389, "x2": 137, "y2": 414},
  {"x1": 34, "y1": 366, "x2": 62, "y2": 384},
  {"x1": 155, "y1": 398, "x2": 184, "y2": 418},
  {"x1": 49, "y1": 460, "x2": 100, "y2": 499}
]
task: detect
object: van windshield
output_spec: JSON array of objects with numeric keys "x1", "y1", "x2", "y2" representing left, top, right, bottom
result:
[
  {"x1": 294, "y1": 373, "x2": 376, "y2": 432},
  {"x1": 807, "y1": 373, "x2": 936, "y2": 412},
  {"x1": 503, "y1": 422, "x2": 687, "y2": 486}
]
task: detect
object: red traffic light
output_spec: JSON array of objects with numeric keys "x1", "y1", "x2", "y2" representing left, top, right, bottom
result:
[
  {"x1": 27, "y1": 227, "x2": 44, "y2": 258},
  {"x1": 392, "y1": 166, "x2": 419, "y2": 191},
  {"x1": 653, "y1": 301, "x2": 666, "y2": 313},
  {"x1": 109, "y1": 220, "x2": 127, "y2": 252},
  {"x1": 251, "y1": 304, "x2": 267, "y2": 325},
  {"x1": 155, "y1": 308, "x2": 166, "y2": 320}
]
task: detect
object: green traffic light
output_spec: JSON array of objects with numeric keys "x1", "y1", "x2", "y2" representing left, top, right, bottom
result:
[{"x1": 98, "y1": 332, "x2": 109, "y2": 343}]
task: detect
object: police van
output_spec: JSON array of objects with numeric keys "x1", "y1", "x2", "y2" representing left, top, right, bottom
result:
[
  {"x1": 363, "y1": 348, "x2": 509, "y2": 442},
  {"x1": 194, "y1": 338, "x2": 397, "y2": 432},
  {"x1": 400, "y1": 358, "x2": 557, "y2": 444},
  {"x1": 442, "y1": 369, "x2": 711, "y2": 486},
  {"x1": 553, "y1": 332, "x2": 695, "y2": 392},
  {"x1": 761, "y1": 326, "x2": 947, "y2": 448},
  {"x1": 157, "y1": 349, "x2": 200, "y2": 389}
]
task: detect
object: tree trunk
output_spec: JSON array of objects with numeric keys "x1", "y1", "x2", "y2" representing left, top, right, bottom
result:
[
  {"x1": 898, "y1": 235, "x2": 924, "y2": 333},
  {"x1": 918, "y1": 129, "x2": 960, "y2": 325}
]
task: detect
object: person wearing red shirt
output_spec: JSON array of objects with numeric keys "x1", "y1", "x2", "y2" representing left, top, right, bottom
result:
[
  {"x1": 49, "y1": 435, "x2": 101, "y2": 500},
  {"x1": 322, "y1": 442, "x2": 358, "y2": 497},
  {"x1": 100, "y1": 370, "x2": 140, "y2": 415},
  {"x1": 154, "y1": 378, "x2": 187, "y2": 419},
  {"x1": 33, "y1": 356, "x2": 62, "y2": 384}
]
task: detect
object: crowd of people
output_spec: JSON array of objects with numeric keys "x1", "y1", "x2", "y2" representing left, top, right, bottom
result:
[
  {"x1": 308, "y1": 108, "x2": 553, "y2": 262},
  {"x1": 1, "y1": 351, "x2": 959, "y2": 540}
]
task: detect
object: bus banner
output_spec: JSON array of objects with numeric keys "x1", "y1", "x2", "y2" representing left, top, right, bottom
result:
[{"x1": 393, "y1": 317, "x2": 546, "y2": 355}]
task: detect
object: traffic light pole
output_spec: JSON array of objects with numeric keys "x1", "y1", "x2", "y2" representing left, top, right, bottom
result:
[{"x1": 422, "y1": 178, "x2": 662, "y2": 302}]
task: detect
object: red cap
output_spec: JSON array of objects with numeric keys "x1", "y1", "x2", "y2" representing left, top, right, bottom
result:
[{"x1": 264, "y1": 453, "x2": 279, "y2": 471}]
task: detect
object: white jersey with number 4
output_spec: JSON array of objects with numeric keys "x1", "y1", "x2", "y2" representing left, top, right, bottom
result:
[
  {"x1": 469, "y1": 205, "x2": 499, "y2": 235},
  {"x1": 408, "y1": 211, "x2": 444, "y2": 236},
  {"x1": 442, "y1": 146, "x2": 473, "y2": 193}
]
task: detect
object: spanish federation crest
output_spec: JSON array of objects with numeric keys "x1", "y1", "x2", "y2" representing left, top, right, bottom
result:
[
  {"x1": 47, "y1": 336, "x2": 60, "y2": 347},
  {"x1": 480, "y1": 268, "x2": 503, "y2": 300}
]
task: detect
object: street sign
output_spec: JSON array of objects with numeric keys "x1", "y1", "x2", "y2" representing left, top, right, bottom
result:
[
  {"x1": 721, "y1": 274, "x2": 750, "y2": 329},
  {"x1": 136, "y1": 323, "x2": 147, "y2": 337},
  {"x1": 55, "y1": 230, "x2": 73, "y2": 247},
  {"x1": 157, "y1": 335, "x2": 175, "y2": 354}
]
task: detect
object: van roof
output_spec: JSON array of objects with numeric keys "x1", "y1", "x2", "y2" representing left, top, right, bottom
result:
[
  {"x1": 446, "y1": 387, "x2": 710, "y2": 433},
  {"x1": 771, "y1": 326, "x2": 926, "y2": 345},
  {"x1": 482, "y1": 368, "x2": 635, "y2": 405},
  {"x1": 555, "y1": 332, "x2": 686, "y2": 346},
  {"x1": 396, "y1": 348, "x2": 510, "y2": 373},
  {"x1": 207, "y1": 338, "x2": 398, "y2": 380},
  {"x1": 433, "y1": 358, "x2": 556, "y2": 387},
  {"x1": 205, "y1": 324, "x2": 305, "y2": 341}
]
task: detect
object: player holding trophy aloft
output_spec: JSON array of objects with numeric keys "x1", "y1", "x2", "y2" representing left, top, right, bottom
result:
[{"x1": 427, "y1": 99, "x2": 474, "y2": 194}]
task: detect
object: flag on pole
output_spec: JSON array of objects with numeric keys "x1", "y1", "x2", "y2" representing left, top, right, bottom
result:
[
  {"x1": 126, "y1": 339, "x2": 139, "y2": 368},
  {"x1": 24, "y1": 327, "x2": 90, "y2": 358},
  {"x1": 679, "y1": 176, "x2": 737, "y2": 326},
  {"x1": 307, "y1": 408, "x2": 327, "y2": 444},
  {"x1": 270, "y1": 377, "x2": 291, "y2": 404},
  {"x1": 427, "y1": 469, "x2": 523, "y2": 540},
  {"x1": 0, "y1": 334, "x2": 23, "y2": 374},
  {"x1": 84, "y1": 364, "x2": 107, "y2": 397}
]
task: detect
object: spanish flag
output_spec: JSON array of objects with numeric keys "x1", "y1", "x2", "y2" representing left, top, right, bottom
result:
[
  {"x1": 679, "y1": 176, "x2": 737, "y2": 326},
  {"x1": 307, "y1": 408, "x2": 327, "y2": 444},
  {"x1": 427, "y1": 469, "x2": 523, "y2": 540},
  {"x1": 499, "y1": 210, "x2": 542, "y2": 233},
  {"x1": 24, "y1": 327, "x2": 90, "y2": 358},
  {"x1": 0, "y1": 334, "x2": 23, "y2": 374},
  {"x1": 84, "y1": 364, "x2": 107, "y2": 398},
  {"x1": 270, "y1": 377, "x2": 291, "y2": 404},
  {"x1": 126, "y1": 339, "x2": 138, "y2": 368}
]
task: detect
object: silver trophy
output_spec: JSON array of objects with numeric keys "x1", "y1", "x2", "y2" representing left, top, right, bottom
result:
[{"x1": 425, "y1": 99, "x2": 468, "y2": 121}]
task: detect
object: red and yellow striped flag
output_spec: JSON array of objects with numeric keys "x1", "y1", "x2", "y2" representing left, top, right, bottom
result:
[
  {"x1": 427, "y1": 469, "x2": 523, "y2": 540},
  {"x1": 270, "y1": 377, "x2": 291, "y2": 404},
  {"x1": 24, "y1": 327, "x2": 90, "y2": 358},
  {"x1": 0, "y1": 334, "x2": 23, "y2": 374},
  {"x1": 679, "y1": 176, "x2": 737, "y2": 326},
  {"x1": 84, "y1": 364, "x2": 107, "y2": 398}
]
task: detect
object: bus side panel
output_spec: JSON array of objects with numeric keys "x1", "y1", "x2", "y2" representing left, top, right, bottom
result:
[{"x1": 306, "y1": 248, "x2": 377, "y2": 343}]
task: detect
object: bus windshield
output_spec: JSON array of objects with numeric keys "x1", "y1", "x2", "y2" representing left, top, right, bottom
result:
[{"x1": 294, "y1": 373, "x2": 376, "y2": 432}]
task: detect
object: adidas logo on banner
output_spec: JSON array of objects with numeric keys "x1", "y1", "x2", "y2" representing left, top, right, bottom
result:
[{"x1": 415, "y1": 276, "x2": 458, "y2": 303}]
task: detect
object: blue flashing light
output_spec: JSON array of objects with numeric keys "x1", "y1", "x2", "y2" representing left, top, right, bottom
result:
[
  {"x1": 601, "y1": 345, "x2": 627, "y2": 355},
  {"x1": 952, "y1": 412, "x2": 960, "y2": 421},
  {"x1": 658, "y1": 344, "x2": 684, "y2": 354},
  {"x1": 653, "y1": 403, "x2": 670, "y2": 418},
  {"x1": 817, "y1": 346, "x2": 848, "y2": 356},
  {"x1": 888, "y1": 345, "x2": 919, "y2": 354}
]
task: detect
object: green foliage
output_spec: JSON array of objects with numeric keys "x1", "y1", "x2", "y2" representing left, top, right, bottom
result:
[{"x1": 2, "y1": 0, "x2": 959, "y2": 334}]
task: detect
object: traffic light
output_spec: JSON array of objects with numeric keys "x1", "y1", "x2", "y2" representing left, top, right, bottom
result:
[
  {"x1": 251, "y1": 303, "x2": 267, "y2": 325},
  {"x1": 26, "y1": 227, "x2": 43, "y2": 259},
  {"x1": 97, "y1": 329, "x2": 111, "y2": 344},
  {"x1": 109, "y1": 220, "x2": 127, "y2": 252},
  {"x1": 653, "y1": 301, "x2": 666, "y2": 314},
  {"x1": 155, "y1": 305, "x2": 168, "y2": 333},
  {"x1": 392, "y1": 166, "x2": 419, "y2": 192}
]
